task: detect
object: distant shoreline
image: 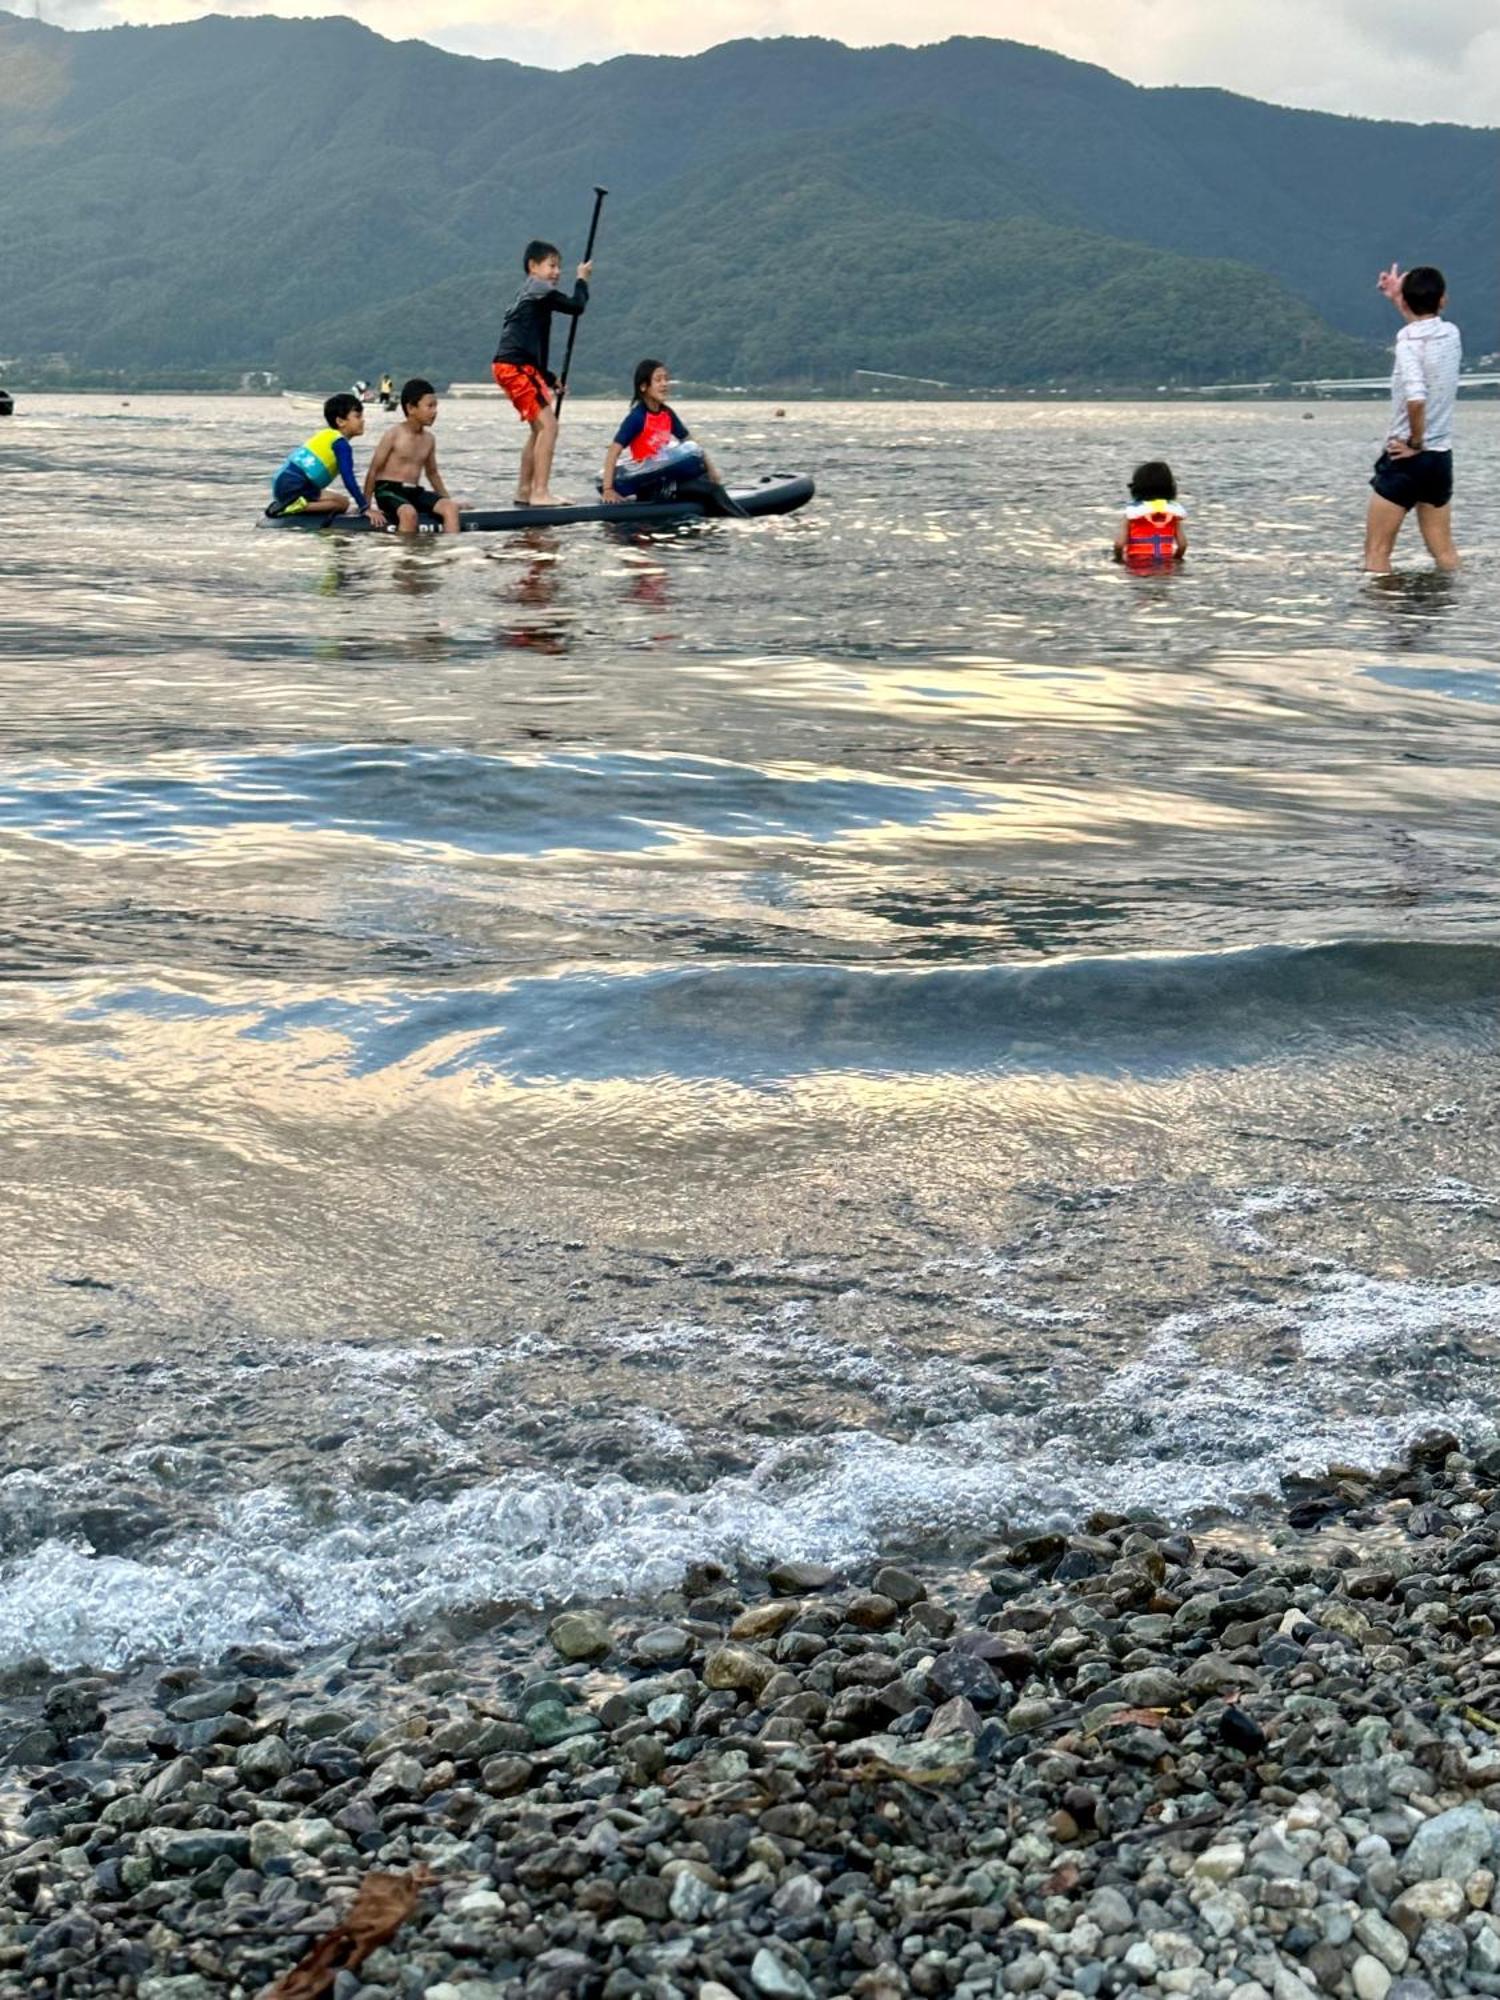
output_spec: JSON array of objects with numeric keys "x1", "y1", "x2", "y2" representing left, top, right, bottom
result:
[{"x1": 13, "y1": 384, "x2": 1500, "y2": 405}]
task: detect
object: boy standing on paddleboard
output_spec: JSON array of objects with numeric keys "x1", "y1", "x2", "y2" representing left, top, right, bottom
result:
[
  {"x1": 492, "y1": 240, "x2": 592, "y2": 508},
  {"x1": 1363, "y1": 264, "x2": 1461, "y2": 574}
]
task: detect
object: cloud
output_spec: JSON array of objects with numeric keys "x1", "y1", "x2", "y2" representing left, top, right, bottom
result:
[{"x1": 32, "y1": 0, "x2": 1500, "y2": 126}]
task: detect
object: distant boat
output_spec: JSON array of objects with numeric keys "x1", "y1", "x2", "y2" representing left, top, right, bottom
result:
[{"x1": 0, "y1": 388, "x2": 13, "y2": 417}]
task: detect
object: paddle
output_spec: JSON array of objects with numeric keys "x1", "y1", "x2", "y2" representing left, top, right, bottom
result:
[{"x1": 553, "y1": 185, "x2": 608, "y2": 420}]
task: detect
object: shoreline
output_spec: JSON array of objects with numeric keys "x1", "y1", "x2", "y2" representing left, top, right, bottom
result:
[{"x1": 4, "y1": 1432, "x2": 1500, "y2": 1997}]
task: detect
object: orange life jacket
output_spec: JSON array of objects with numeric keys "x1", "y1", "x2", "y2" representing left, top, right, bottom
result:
[{"x1": 1125, "y1": 500, "x2": 1184, "y2": 563}]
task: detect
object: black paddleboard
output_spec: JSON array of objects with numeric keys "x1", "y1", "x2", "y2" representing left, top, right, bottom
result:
[{"x1": 261, "y1": 474, "x2": 814, "y2": 534}]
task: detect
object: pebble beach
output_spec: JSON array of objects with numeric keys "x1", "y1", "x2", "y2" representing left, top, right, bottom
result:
[{"x1": 9, "y1": 1431, "x2": 1500, "y2": 2000}]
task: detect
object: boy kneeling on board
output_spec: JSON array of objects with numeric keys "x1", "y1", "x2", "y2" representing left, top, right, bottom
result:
[
  {"x1": 492, "y1": 238, "x2": 592, "y2": 507},
  {"x1": 265, "y1": 393, "x2": 371, "y2": 519},
  {"x1": 364, "y1": 379, "x2": 462, "y2": 534}
]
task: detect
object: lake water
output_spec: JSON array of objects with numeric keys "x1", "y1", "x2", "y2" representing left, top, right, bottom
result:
[{"x1": 2, "y1": 393, "x2": 1498, "y2": 1671}]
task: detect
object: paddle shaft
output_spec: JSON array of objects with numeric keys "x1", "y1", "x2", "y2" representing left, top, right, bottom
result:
[{"x1": 554, "y1": 186, "x2": 607, "y2": 419}]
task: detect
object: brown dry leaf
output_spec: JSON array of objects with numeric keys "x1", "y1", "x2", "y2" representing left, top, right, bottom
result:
[
  {"x1": 1099, "y1": 1706, "x2": 1170, "y2": 1729},
  {"x1": 264, "y1": 1867, "x2": 434, "y2": 2000}
]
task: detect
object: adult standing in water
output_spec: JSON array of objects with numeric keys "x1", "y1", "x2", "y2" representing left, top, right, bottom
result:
[{"x1": 1363, "y1": 263, "x2": 1461, "y2": 575}]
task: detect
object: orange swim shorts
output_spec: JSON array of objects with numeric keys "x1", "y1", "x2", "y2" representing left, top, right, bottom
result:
[{"x1": 492, "y1": 361, "x2": 554, "y2": 424}]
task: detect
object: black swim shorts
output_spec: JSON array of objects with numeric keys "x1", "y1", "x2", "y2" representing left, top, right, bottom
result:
[
  {"x1": 1371, "y1": 448, "x2": 1454, "y2": 512},
  {"x1": 374, "y1": 481, "x2": 441, "y2": 521}
]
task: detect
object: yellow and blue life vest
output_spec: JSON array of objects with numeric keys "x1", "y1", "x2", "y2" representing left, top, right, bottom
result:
[{"x1": 278, "y1": 427, "x2": 344, "y2": 491}]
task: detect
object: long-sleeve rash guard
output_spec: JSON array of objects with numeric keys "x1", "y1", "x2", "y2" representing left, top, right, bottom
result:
[
  {"x1": 276, "y1": 427, "x2": 366, "y2": 509},
  {"x1": 493, "y1": 276, "x2": 588, "y2": 380},
  {"x1": 1388, "y1": 317, "x2": 1462, "y2": 451}
]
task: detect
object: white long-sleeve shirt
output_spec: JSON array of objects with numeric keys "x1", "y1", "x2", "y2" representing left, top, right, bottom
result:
[{"x1": 1388, "y1": 316, "x2": 1462, "y2": 452}]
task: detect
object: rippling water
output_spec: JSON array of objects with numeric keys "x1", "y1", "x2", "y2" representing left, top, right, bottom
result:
[{"x1": 2, "y1": 392, "x2": 1499, "y2": 1669}]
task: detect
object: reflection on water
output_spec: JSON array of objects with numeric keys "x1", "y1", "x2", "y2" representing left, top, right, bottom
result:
[{"x1": 1, "y1": 396, "x2": 1499, "y2": 1664}]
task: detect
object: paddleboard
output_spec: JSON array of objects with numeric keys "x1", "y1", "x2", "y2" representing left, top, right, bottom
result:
[{"x1": 259, "y1": 474, "x2": 815, "y2": 534}]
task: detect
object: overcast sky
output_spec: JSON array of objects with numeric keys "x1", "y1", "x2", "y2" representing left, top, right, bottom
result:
[{"x1": 32, "y1": 0, "x2": 1500, "y2": 126}]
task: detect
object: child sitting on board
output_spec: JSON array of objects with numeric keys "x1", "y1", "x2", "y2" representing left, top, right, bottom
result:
[
  {"x1": 601, "y1": 360, "x2": 747, "y2": 516},
  {"x1": 363, "y1": 378, "x2": 461, "y2": 534},
  {"x1": 1114, "y1": 460, "x2": 1188, "y2": 567},
  {"x1": 265, "y1": 393, "x2": 371, "y2": 520},
  {"x1": 491, "y1": 238, "x2": 592, "y2": 508}
]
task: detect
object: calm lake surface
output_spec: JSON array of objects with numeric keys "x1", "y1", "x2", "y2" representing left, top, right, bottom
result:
[{"x1": 2, "y1": 393, "x2": 1498, "y2": 1669}]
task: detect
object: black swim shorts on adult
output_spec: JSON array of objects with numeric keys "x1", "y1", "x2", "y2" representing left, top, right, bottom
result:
[
  {"x1": 373, "y1": 481, "x2": 441, "y2": 520},
  {"x1": 1370, "y1": 448, "x2": 1454, "y2": 512}
]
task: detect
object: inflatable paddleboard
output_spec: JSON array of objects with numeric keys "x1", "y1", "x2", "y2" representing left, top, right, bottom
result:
[{"x1": 260, "y1": 474, "x2": 814, "y2": 534}]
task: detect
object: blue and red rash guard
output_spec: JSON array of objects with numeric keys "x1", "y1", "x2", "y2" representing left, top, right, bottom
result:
[{"x1": 614, "y1": 403, "x2": 690, "y2": 461}]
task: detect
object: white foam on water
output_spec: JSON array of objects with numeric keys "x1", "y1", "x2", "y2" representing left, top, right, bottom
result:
[
  {"x1": 1209, "y1": 1185, "x2": 1327, "y2": 1249},
  {"x1": 1295, "y1": 1270, "x2": 1500, "y2": 1362},
  {"x1": 0, "y1": 1364, "x2": 1483, "y2": 1674},
  {"x1": 975, "y1": 1298, "x2": 1098, "y2": 1327}
]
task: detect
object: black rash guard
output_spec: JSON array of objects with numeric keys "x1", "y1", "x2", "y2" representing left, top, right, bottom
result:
[{"x1": 493, "y1": 276, "x2": 589, "y2": 381}]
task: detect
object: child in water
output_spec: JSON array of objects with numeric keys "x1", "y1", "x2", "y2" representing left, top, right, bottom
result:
[
  {"x1": 601, "y1": 360, "x2": 745, "y2": 515},
  {"x1": 1114, "y1": 461, "x2": 1188, "y2": 567}
]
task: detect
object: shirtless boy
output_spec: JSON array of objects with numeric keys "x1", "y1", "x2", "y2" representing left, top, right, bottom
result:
[{"x1": 364, "y1": 379, "x2": 462, "y2": 534}]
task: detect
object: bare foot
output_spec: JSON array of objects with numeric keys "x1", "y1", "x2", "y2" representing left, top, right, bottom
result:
[
  {"x1": 513, "y1": 493, "x2": 531, "y2": 506},
  {"x1": 527, "y1": 492, "x2": 570, "y2": 507}
]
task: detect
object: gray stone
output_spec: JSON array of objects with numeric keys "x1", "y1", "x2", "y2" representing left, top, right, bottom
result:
[
  {"x1": 481, "y1": 1753, "x2": 535, "y2": 1796},
  {"x1": 1402, "y1": 1805, "x2": 1500, "y2": 1886},
  {"x1": 141, "y1": 1754, "x2": 200, "y2": 1802},
  {"x1": 237, "y1": 1733, "x2": 293, "y2": 1785},
  {"x1": 703, "y1": 1644, "x2": 777, "y2": 1696},
  {"x1": 1088, "y1": 1886, "x2": 1134, "y2": 1935},
  {"x1": 1414, "y1": 1922, "x2": 1468, "y2": 1977},
  {"x1": 872, "y1": 1565, "x2": 925, "y2": 1607},
  {"x1": 767, "y1": 1561, "x2": 840, "y2": 1594},
  {"x1": 142, "y1": 1828, "x2": 249, "y2": 1872},
  {"x1": 44, "y1": 1678, "x2": 107, "y2": 1736},
  {"x1": 367, "y1": 1752, "x2": 425, "y2": 1800},
  {"x1": 166, "y1": 1681, "x2": 254, "y2": 1723},
  {"x1": 771, "y1": 1873, "x2": 824, "y2": 1919},
  {"x1": 548, "y1": 1610, "x2": 612, "y2": 1662},
  {"x1": 524, "y1": 1701, "x2": 601, "y2": 1748},
  {"x1": 1352, "y1": 1958, "x2": 1392, "y2": 2000},
  {"x1": 669, "y1": 1869, "x2": 714, "y2": 1922},
  {"x1": 750, "y1": 1948, "x2": 814, "y2": 1998},
  {"x1": 1093, "y1": 1667, "x2": 1186, "y2": 1709},
  {"x1": 632, "y1": 1625, "x2": 693, "y2": 1667},
  {"x1": 249, "y1": 1820, "x2": 297, "y2": 1868},
  {"x1": 1354, "y1": 1913, "x2": 1411, "y2": 1974}
]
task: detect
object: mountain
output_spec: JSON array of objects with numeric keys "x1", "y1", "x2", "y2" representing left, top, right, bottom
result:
[{"x1": 0, "y1": 13, "x2": 1493, "y2": 390}]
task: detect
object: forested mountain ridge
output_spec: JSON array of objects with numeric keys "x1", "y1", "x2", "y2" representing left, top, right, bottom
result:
[{"x1": 0, "y1": 12, "x2": 1492, "y2": 389}]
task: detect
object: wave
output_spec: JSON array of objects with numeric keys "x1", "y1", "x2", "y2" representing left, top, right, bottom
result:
[
  {"x1": 0, "y1": 1390, "x2": 1482, "y2": 1675},
  {"x1": 56, "y1": 939, "x2": 1500, "y2": 1084},
  {"x1": 0, "y1": 745, "x2": 995, "y2": 857}
]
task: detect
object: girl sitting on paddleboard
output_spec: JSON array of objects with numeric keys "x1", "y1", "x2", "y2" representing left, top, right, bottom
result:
[
  {"x1": 1114, "y1": 460, "x2": 1188, "y2": 567},
  {"x1": 602, "y1": 361, "x2": 746, "y2": 515}
]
